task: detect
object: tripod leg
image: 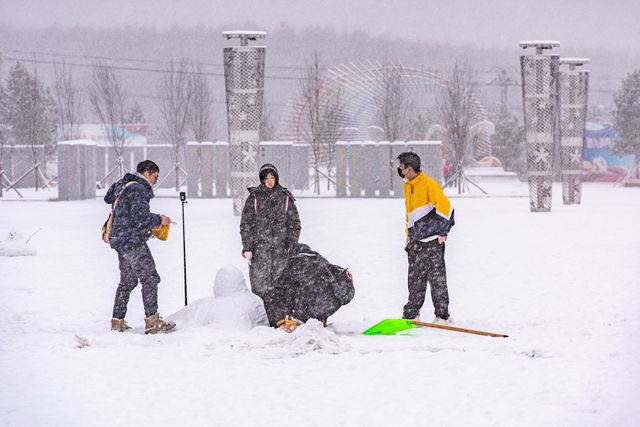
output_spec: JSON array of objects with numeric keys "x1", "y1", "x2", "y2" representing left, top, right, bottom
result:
[{"x1": 463, "y1": 174, "x2": 488, "y2": 195}]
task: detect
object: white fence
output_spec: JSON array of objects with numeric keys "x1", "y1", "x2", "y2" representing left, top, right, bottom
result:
[{"x1": 2, "y1": 140, "x2": 444, "y2": 200}]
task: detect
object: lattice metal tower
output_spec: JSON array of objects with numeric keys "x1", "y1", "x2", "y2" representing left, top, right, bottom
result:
[
  {"x1": 520, "y1": 40, "x2": 560, "y2": 212},
  {"x1": 222, "y1": 30, "x2": 266, "y2": 215},
  {"x1": 558, "y1": 58, "x2": 589, "y2": 205}
]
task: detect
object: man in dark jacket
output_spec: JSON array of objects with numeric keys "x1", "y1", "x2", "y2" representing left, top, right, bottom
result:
[
  {"x1": 268, "y1": 243, "x2": 355, "y2": 331},
  {"x1": 240, "y1": 164, "x2": 301, "y2": 310},
  {"x1": 104, "y1": 160, "x2": 176, "y2": 334}
]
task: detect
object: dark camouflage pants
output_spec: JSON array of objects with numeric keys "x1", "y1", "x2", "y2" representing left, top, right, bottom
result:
[
  {"x1": 113, "y1": 243, "x2": 160, "y2": 319},
  {"x1": 403, "y1": 239, "x2": 449, "y2": 320}
]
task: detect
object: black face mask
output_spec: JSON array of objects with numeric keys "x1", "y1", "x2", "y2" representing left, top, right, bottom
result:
[{"x1": 397, "y1": 167, "x2": 406, "y2": 178}]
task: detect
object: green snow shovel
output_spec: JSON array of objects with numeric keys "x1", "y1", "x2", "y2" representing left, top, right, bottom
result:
[{"x1": 362, "y1": 319, "x2": 508, "y2": 338}]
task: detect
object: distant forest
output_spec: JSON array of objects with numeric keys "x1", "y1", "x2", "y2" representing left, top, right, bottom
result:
[{"x1": 0, "y1": 24, "x2": 633, "y2": 141}]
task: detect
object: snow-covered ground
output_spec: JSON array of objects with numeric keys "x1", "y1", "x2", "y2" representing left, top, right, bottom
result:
[{"x1": 1, "y1": 183, "x2": 639, "y2": 426}]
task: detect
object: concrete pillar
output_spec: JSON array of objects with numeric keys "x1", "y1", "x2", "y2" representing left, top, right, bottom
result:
[
  {"x1": 390, "y1": 142, "x2": 407, "y2": 198},
  {"x1": 335, "y1": 141, "x2": 347, "y2": 198},
  {"x1": 361, "y1": 141, "x2": 377, "y2": 197},
  {"x1": 95, "y1": 146, "x2": 106, "y2": 187},
  {"x1": 291, "y1": 143, "x2": 309, "y2": 191},
  {"x1": 214, "y1": 141, "x2": 229, "y2": 198},
  {"x1": 186, "y1": 142, "x2": 200, "y2": 198},
  {"x1": 57, "y1": 141, "x2": 81, "y2": 201},
  {"x1": 348, "y1": 141, "x2": 361, "y2": 197},
  {"x1": 58, "y1": 140, "x2": 96, "y2": 200},
  {"x1": 376, "y1": 141, "x2": 392, "y2": 197},
  {"x1": 80, "y1": 141, "x2": 97, "y2": 199},
  {"x1": 200, "y1": 142, "x2": 214, "y2": 198}
]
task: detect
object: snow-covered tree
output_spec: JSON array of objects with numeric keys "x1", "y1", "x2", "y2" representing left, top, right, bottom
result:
[
  {"x1": 126, "y1": 102, "x2": 146, "y2": 124},
  {"x1": 5, "y1": 62, "x2": 57, "y2": 188},
  {"x1": 613, "y1": 70, "x2": 640, "y2": 162},
  {"x1": 491, "y1": 108, "x2": 525, "y2": 173}
]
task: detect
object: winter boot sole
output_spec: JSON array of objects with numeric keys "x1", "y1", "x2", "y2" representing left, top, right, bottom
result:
[{"x1": 144, "y1": 324, "x2": 177, "y2": 335}]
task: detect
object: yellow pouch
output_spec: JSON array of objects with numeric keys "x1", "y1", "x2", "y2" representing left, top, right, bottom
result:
[{"x1": 150, "y1": 224, "x2": 170, "y2": 241}]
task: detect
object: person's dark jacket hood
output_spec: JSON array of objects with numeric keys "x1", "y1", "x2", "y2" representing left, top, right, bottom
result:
[
  {"x1": 265, "y1": 243, "x2": 355, "y2": 326},
  {"x1": 104, "y1": 173, "x2": 162, "y2": 251},
  {"x1": 105, "y1": 173, "x2": 154, "y2": 204}
]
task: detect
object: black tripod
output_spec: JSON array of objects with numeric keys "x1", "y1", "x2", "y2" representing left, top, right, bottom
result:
[{"x1": 180, "y1": 191, "x2": 188, "y2": 306}]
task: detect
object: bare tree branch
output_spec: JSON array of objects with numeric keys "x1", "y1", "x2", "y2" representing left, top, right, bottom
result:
[
  {"x1": 295, "y1": 53, "x2": 345, "y2": 193},
  {"x1": 260, "y1": 97, "x2": 276, "y2": 141},
  {"x1": 437, "y1": 62, "x2": 480, "y2": 193},
  {"x1": 158, "y1": 59, "x2": 192, "y2": 190},
  {"x1": 88, "y1": 64, "x2": 129, "y2": 177},
  {"x1": 0, "y1": 79, "x2": 9, "y2": 175},
  {"x1": 54, "y1": 60, "x2": 81, "y2": 141},
  {"x1": 375, "y1": 62, "x2": 413, "y2": 142},
  {"x1": 188, "y1": 63, "x2": 213, "y2": 142}
]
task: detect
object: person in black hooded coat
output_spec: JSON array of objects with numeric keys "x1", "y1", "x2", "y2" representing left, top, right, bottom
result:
[
  {"x1": 267, "y1": 243, "x2": 355, "y2": 327},
  {"x1": 240, "y1": 163, "x2": 301, "y2": 310}
]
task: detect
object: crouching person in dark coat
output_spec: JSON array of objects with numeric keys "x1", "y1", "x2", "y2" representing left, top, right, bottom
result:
[
  {"x1": 268, "y1": 243, "x2": 355, "y2": 332},
  {"x1": 240, "y1": 163, "x2": 301, "y2": 314},
  {"x1": 104, "y1": 160, "x2": 176, "y2": 334}
]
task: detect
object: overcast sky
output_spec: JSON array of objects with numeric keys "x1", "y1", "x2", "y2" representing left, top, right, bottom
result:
[{"x1": 1, "y1": 0, "x2": 636, "y2": 52}]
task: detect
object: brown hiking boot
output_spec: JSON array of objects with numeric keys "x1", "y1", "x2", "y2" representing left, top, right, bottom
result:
[
  {"x1": 111, "y1": 318, "x2": 132, "y2": 332},
  {"x1": 144, "y1": 312, "x2": 176, "y2": 335},
  {"x1": 276, "y1": 315, "x2": 300, "y2": 333}
]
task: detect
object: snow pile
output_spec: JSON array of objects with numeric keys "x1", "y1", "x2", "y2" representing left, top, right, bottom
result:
[
  {"x1": 240, "y1": 320, "x2": 352, "y2": 357},
  {"x1": 168, "y1": 264, "x2": 268, "y2": 330},
  {"x1": 0, "y1": 230, "x2": 37, "y2": 257}
]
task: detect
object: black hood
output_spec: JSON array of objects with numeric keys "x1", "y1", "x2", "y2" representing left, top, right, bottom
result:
[
  {"x1": 104, "y1": 173, "x2": 153, "y2": 204},
  {"x1": 291, "y1": 243, "x2": 314, "y2": 256},
  {"x1": 259, "y1": 163, "x2": 279, "y2": 186}
]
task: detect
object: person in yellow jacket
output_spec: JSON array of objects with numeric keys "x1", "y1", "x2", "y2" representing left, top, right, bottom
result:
[{"x1": 396, "y1": 152, "x2": 455, "y2": 322}]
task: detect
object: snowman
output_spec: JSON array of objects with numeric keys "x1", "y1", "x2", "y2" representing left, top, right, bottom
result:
[
  {"x1": 169, "y1": 265, "x2": 268, "y2": 330},
  {"x1": 0, "y1": 230, "x2": 38, "y2": 257}
]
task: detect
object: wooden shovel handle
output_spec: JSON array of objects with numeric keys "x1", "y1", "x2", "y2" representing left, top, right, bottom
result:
[{"x1": 411, "y1": 320, "x2": 508, "y2": 338}]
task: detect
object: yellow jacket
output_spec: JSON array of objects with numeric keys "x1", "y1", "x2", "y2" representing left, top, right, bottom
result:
[{"x1": 403, "y1": 171, "x2": 454, "y2": 239}]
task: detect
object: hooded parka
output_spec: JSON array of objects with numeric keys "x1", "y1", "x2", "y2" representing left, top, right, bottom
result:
[
  {"x1": 240, "y1": 164, "x2": 301, "y2": 301},
  {"x1": 104, "y1": 173, "x2": 162, "y2": 251},
  {"x1": 267, "y1": 243, "x2": 355, "y2": 326}
]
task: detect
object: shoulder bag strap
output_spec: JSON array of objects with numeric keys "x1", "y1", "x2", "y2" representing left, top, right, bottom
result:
[{"x1": 112, "y1": 181, "x2": 138, "y2": 212}]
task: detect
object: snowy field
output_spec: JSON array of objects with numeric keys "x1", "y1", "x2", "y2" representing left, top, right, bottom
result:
[{"x1": 1, "y1": 183, "x2": 639, "y2": 426}]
